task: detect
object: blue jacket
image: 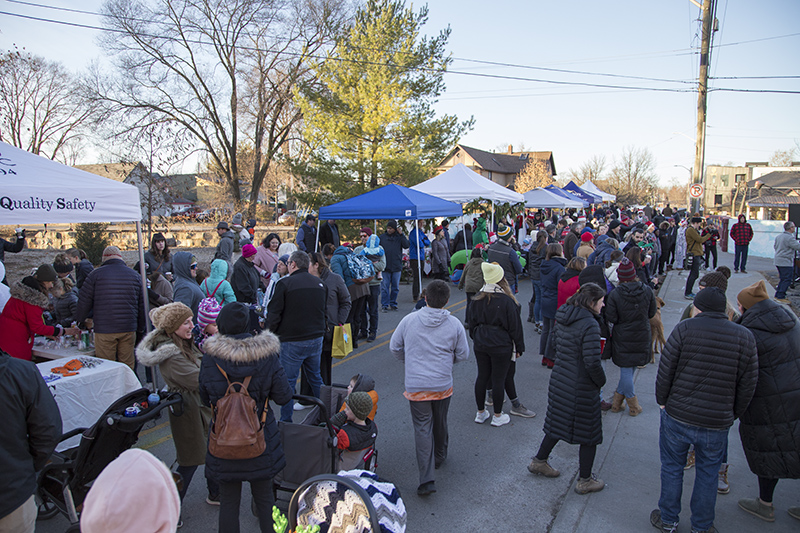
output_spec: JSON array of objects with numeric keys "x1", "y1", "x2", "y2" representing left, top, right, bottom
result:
[
  {"x1": 172, "y1": 252, "x2": 205, "y2": 319},
  {"x1": 540, "y1": 257, "x2": 567, "y2": 319},
  {"x1": 76, "y1": 258, "x2": 145, "y2": 334},
  {"x1": 379, "y1": 231, "x2": 410, "y2": 273},
  {"x1": 588, "y1": 241, "x2": 617, "y2": 267},
  {"x1": 296, "y1": 223, "x2": 317, "y2": 252},
  {"x1": 408, "y1": 228, "x2": 430, "y2": 261},
  {"x1": 201, "y1": 259, "x2": 237, "y2": 305},
  {"x1": 330, "y1": 246, "x2": 355, "y2": 287}
]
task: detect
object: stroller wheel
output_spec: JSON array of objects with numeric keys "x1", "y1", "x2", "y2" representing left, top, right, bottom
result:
[{"x1": 36, "y1": 496, "x2": 59, "y2": 521}]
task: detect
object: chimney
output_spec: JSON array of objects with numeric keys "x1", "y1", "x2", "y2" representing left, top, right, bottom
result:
[{"x1": 507, "y1": 144, "x2": 513, "y2": 154}]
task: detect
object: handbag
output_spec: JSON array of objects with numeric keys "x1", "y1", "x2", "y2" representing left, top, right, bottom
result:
[{"x1": 331, "y1": 323, "x2": 353, "y2": 359}]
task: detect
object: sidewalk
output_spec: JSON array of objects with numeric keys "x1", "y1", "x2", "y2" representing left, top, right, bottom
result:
[{"x1": 551, "y1": 251, "x2": 800, "y2": 532}]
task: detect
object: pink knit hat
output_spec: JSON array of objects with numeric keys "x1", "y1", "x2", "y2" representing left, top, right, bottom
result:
[{"x1": 241, "y1": 243, "x2": 257, "y2": 258}]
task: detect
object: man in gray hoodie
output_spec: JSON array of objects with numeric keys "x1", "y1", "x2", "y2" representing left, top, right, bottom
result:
[{"x1": 390, "y1": 280, "x2": 469, "y2": 497}]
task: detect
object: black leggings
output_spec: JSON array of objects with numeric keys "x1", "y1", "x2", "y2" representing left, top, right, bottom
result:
[
  {"x1": 758, "y1": 477, "x2": 779, "y2": 503},
  {"x1": 486, "y1": 360, "x2": 520, "y2": 404},
  {"x1": 704, "y1": 245, "x2": 718, "y2": 269},
  {"x1": 474, "y1": 350, "x2": 513, "y2": 415},
  {"x1": 540, "y1": 317, "x2": 555, "y2": 357},
  {"x1": 219, "y1": 479, "x2": 274, "y2": 533},
  {"x1": 536, "y1": 434, "x2": 597, "y2": 479}
]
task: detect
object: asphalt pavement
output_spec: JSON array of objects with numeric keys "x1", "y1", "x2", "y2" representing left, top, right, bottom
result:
[{"x1": 36, "y1": 250, "x2": 800, "y2": 532}]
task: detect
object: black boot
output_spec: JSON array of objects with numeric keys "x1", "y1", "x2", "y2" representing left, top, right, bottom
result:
[{"x1": 527, "y1": 301, "x2": 534, "y2": 323}]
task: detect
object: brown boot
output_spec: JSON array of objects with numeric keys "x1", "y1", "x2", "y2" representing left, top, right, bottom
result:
[
  {"x1": 610, "y1": 392, "x2": 625, "y2": 413},
  {"x1": 626, "y1": 396, "x2": 643, "y2": 416}
]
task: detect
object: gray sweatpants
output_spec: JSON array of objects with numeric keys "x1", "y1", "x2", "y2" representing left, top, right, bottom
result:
[{"x1": 409, "y1": 397, "x2": 451, "y2": 485}]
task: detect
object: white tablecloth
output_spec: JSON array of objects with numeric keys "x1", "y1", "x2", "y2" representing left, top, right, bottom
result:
[{"x1": 38, "y1": 356, "x2": 142, "y2": 451}]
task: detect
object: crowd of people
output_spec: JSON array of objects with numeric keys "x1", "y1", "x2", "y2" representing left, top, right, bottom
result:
[{"x1": 1, "y1": 201, "x2": 798, "y2": 533}]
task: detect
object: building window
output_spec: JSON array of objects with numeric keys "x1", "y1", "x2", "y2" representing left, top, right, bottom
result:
[
  {"x1": 721, "y1": 175, "x2": 729, "y2": 187},
  {"x1": 714, "y1": 194, "x2": 723, "y2": 206},
  {"x1": 735, "y1": 173, "x2": 745, "y2": 183}
]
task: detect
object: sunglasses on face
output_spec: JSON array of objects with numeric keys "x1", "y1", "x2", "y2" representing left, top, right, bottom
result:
[{"x1": 190, "y1": 264, "x2": 198, "y2": 269}]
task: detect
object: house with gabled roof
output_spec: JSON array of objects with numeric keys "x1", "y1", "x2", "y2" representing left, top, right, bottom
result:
[
  {"x1": 437, "y1": 144, "x2": 557, "y2": 189},
  {"x1": 75, "y1": 161, "x2": 172, "y2": 217}
]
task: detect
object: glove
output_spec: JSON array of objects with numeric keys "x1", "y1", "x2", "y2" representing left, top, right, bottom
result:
[{"x1": 330, "y1": 410, "x2": 348, "y2": 428}]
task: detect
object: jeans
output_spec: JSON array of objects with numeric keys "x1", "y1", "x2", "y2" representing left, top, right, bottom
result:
[
  {"x1": 734, "y1": 244, "x2": 748, "y2": 271},
  {"x1": 776, "y1": 266, "x2": 794, "y2": 299},
  {"x1": 658, "y1": 409, "x2": 729, "y2": 532},
  {"x1": 360, "y1": 284, "x2": 380, "y2": 335},
  {"x1": 279, "y1": 337, "x2": 323, "y2": 422},
  {"x1": 531, "y1": 279, "x2": 543, "y2": 323},
  {"x1": 540, "y1": 317, "x2": 555, "y2": 358},
  {"x1": 704, "y1": 245, "x2": 717, "y2": 269},
  {"x1": 685, "y1": 254, "x2": 701, "y2": 296},
  {"x1": 219, "y1": 479, "x2": 274, "y2": 533},
  {"x1": 616, "y1": 366, "x2": 635, "y2": 398},
  {"x1": 380, "y1": 270, "x2": 401, "y2": 308}
]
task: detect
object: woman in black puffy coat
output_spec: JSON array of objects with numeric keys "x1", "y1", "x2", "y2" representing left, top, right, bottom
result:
[
  {"x1": 528, "y1": 282, "x2": 607, "y2": 495},
  {"x1": 199, "y1": 302, "x2": 293, "y2": 533},
  {"x1": 539, "y1": 243, "x2": 566, "y2": 368},
  {"x1": 735, "y1": 288, "x2": 800, "y2": 522},
  {"x1": 604, "y1": 258, "x2": 656, "y2": 416}
]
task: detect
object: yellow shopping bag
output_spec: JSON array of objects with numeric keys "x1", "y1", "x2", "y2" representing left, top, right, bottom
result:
[{"x1": 331, "y1": 323, "x2": 353, "y2": 359}]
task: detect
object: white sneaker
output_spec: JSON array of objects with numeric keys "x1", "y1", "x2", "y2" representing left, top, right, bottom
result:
[
  {"x1": 294, "y1": 402, "x2": 312, "y2": 411},
  {"x1": 491, "y1": 413, "x2": 511, "y2": 426},
  {"x1": 474, "y1": 410, "x2": 491, "y2": 424}
]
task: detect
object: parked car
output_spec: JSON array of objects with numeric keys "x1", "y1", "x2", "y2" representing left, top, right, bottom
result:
[{"x1": 278, "y1": 210, "x2": 297, "y2": 226}]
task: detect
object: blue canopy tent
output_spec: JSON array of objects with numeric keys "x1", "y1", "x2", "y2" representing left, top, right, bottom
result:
[
  {"x1": 545, "y1": 185, "x2": 589, "y2": 208},
  {"x1": 563, "y1": 181, "x2": 602, "y2": 204},
  {"x1": 317, "y1": 184, "x2": 463, "y2": 293}
]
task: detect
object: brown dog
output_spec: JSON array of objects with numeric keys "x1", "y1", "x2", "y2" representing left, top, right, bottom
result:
[{"x1": 649, "y1": 296, "x2": 666, "y2": 363}]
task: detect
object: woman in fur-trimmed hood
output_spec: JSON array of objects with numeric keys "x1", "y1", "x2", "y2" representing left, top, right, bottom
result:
[
  {"x1": 135, "y1": 302, "x2": 218, "y2": 503},
  {"x1": 199, "y1": 302, "x2": 292, "y2": 533}
]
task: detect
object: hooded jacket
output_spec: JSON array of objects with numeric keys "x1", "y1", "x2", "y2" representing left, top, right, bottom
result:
[
  {"x1": 468, "y1": 290, "x2": 525, "y2": 354},
  {"x1": 214, "y1": 230, "x2": 235, "y2": 262},
  {"x1": 557, "y1": 267, "x2": 582, "y2": 309},
  {"x1": 408, "y1": 227, "x2": 430, "y2": 261},
  {"x1": 378, "y1": 230, "x2": 410, "y2": 273},
  {"x1": 199, "y1": 330, "x2": 293, "y2": 482},
  {"x1": 685, "y1": 225, "x2": 709, "y2": 257},
  {"x1": 774, "y1": 231, "x2": 800, "y2": 268},
  {"x1": 0, "y1": 350, "x2": 61, "y2": 521},
  {"x1": 605, "y1": 281, "x2": 656, "y2": 368},
  {"x1": 354, "y1": 236, "x2": 387, "y2": 287},
  {"x1": 76, "y1": 258, "x2": 145, "y2": 334},
  {"x1": 540, "y1": 256, "x2": 567, "y2": 319},
  {"x1": 729, "y1": 215, "x2": 753, "y2": 246},
  {"x1": 656, "y1": 311, "x2": 758, "y2": 429},
  {"x1": 458, "y1": 257, "x2": 485, "y2": 293},
  {"x1": 201, "y1": 259, "x2": 237, "y2": 305},
  {"x1": 487, "y1": 239, "x2": 523, "y2": 286},
  {"x1": 588, "y1": 240, "x2": 617, "y2": 267},
  {"x1": 472, "y1": 218, "x2": 489, "y2": 248},
  {"x1": 172, "y1": 252, "x2": 205, "y2": 319},
  {"x1": 231, "y1": 256, "x2": 259, "y2": 304},
  {"x1": 74, "y1": 258, "x2": 94, "y2": 290},
  {"x1": 0, "y1": 280, "x2": 59, "y2": 360},
  {"x1": 54, "y1": 290, "x2": 78, "y2": 327},
  {"x1": 390, "y1": 306, "x2": 469, "y2": 394},
  {"x1": 544, "y1": 304, "x2": 606, "y2": 445},
  {"x1": 738, "y1": 299, "x2": 800, "y2": 479},
  {"x1": 136, "y1": 329, "x2": 210, "y2": 466}
]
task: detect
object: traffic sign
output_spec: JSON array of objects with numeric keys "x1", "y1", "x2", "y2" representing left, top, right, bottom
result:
[{"x1": 689, "y1": 184, "x2": 704, "y2": 198}]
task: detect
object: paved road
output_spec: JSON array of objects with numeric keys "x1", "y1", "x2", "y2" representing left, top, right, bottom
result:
[{"x1": 36, "y1": 250, "x2": 800, "y2": 532}]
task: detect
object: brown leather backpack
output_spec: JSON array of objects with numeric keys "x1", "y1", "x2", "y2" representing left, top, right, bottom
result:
[{"x1": 208, "y1": 364, "x2": 267, "y2": 460}]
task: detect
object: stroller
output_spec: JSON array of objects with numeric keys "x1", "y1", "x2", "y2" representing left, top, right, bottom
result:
[
  {"x1": 36, "y1": 388, "x2": 184, "y2": 532},
  {"x1": 274, "y1": 384, "x2": 378, "y2": 499}
]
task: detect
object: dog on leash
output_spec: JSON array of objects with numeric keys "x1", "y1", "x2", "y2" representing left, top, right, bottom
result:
[{"x1": 650, "y1": 296, "x2": 666, "y2": 363}]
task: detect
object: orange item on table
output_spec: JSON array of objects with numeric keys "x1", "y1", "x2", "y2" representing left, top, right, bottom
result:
[{"x1": 52, "y1": 359, "x2": 84, "y2": 376}]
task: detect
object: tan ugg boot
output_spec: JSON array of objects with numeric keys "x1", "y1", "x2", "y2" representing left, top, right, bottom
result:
[
  {"x1": 610, "y1": 392, "x2": 625, "y2": 413},
  {"x1": 627, "y1": 396, "x2": 643, "y2": 416}
]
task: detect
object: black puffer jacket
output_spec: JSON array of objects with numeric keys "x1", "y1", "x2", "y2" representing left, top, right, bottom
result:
[
  {"x1": 231, "y1": 256, "x2": 259, "y2": 304},
  {"x1": 544, "y1": 304, "x2": 606, "y2": 446},
  {"x1": 199, "y1": 330, "x2": 293, "y2": 482},
  {"x1": 468, "y1": 291, "x2": 525, "y2": 354},
  {"x1": 528, "y1": 245, "x2": 546, "y2": 281},
  {"x1": 738, "y1": 299, "x2": 800, "y2": 479},
  {"x1": 76, "y1": 258, "x2": 145, "y2": 334},
  {"x1": 605, "y1": 281, "x2": 656, "y2": 368},
  {"x1": 74, "y1": 259, "x2": 93, "y2": 290},
  {"x1": 656, "y1": 312, "x2": 758, "y2": 430},
  {"x1": 378, "y1": 231, "x2": 411, "y2": 273},
  {"x1": 54, "y1": 292, "x2": 78, "y2": 327},
  {"x1": 540, "y1": 257, "x2": 566, "y2": 319}
]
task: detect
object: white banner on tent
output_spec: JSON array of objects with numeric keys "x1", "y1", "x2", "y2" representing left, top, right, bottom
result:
[{"x1": 0, "y1": 141, "x2": 142, "y2": 225}]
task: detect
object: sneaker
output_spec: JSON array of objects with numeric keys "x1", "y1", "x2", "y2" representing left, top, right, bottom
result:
[
  {"x1": 510, "y1": 404, "x2": 536, "y2": 418},
  {"x1": 600, "y1": 400, "x2": 613, "y2": 411},
  {"x1": 389, "y1": 306, "x2": 398, "y2": 311},
  {"x1": 691, "y1": 527, "x2": 718, "y2": 533},
  {"x1": 717, "y1": 463, "x2": 729, "y2": 494},
  {"x1": 294, "y1": 402, "x2": 312, "y2": 411},
  {"x1": 685, "y1": 449, "x2": 695, "y2": 469},
  {"x1": 177, "y1": 520, "x2": 183, "y2": 529},
  {"x1": 574, "y1": 473, "x2": 604, "y2": 494},
  {"x1": 381, "y1": 307, "x2": 389, "y2": 313},
  {"x1": 474, "y1": 410, "x2": 491, "y2": 424},
  {"x1": 741, "y1": 269, "x2": 747, "y2": 274},
  {"x1": 206, "y1": 494, "x2": 220, "y2": 506},
  {"x1": 527, "y1": 457, "x2": 560, "y2": 477},
  {"x1": 357, "y1": 332, "x2": 368, "y2": 340},
  {"x1": 650, "y1": 509, "x2": 678, "y2": 533},
  {"x1": 788, "y1": 507, "x2": 800, "y2": 520},
  {"x1": 737, "y1": 498, "x2": 775, "y2": 522},
  {"x1": 367, "y1": 333, "x2": 376, "y2": 342},
  {"x1": 491, "y1": 413, "x2": 510, "y2": 426},
  {"x1": 417, "y1": 481, "x2": 436, "y2": 496},
  {"x1": 685, "y1": 293, "x2": 695, "y2": 300},
  {"x1": 776, "y1": 298, "x2": 791, "y2": 304},
  {"x1": 734, "y1": 269, "x2": 739, "y2": 273}
]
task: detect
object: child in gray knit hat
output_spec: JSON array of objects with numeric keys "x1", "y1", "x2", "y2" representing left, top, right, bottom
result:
[{"x1": 331, "y1": 391, "x2": 377, "y2": 452}]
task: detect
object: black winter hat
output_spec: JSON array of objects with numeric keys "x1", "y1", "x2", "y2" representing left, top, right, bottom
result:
[
  {"x1": 578, "y1": 265, "x2": 607, "y2": 291},
  {"x1": 53, "y1": 261, "x2": 74, "y2": 274},
  {"x1": 35, "y1": 264, "x2": 58, "y2": 282},
  {"x1": 217, "y1": 302, "x2": 250, "y2": 335},
  {"x1": 609, "y1": 219, "x2": 621, "y2": 230},
  {"x1": 387, "y1": 220, "x2": 398, "y2": 230},
  {"x1": 693, "y1": 286, "x2": 727, "y2": 314}
]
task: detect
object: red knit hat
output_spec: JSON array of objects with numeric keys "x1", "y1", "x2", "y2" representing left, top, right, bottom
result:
[
  {"x1": 581, "y1": 232, "x2": 593, "y2": 242},
  {"x1": 361, "y1": 227, "x2": 373, "y2": 236},
  {"x1": 617, "y1": 258, "x2": 637, "y2": 282}
]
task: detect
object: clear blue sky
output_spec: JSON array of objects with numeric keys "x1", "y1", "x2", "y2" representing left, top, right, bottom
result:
[{"x1": 1, "y1": 0, "x2": 798, "y2": 186}]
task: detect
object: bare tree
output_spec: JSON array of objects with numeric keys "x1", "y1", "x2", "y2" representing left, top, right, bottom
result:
[
  {"x1": 562, "y1": 155, "x2": 606, "y2": 186},
  {"x1": 88, "y1": 0, "x2": 346, "y2": 217},
  {"x1": 608, "y1": 146, "x2": 659, "y2": 205},
  {"x1": 0, "y1": 48, "x2": 93, "y2": 161},
  {"x1": 514, "y1": 158, "x2": 553, "y2": 193},
  {"x1": 770, "y1": 148, "x2": 797, "y2": 167}
]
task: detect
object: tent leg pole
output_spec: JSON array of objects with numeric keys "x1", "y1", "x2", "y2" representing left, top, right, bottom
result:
[
  {"x1": 315, "y1": 218, "x2": 321, "y2": 252},
  {"x1": 416, "y1": 219, "x2": 422, "y2": 300},
  {"x1": 491, "y1": 203, "x2": 495, "y2": 233},
  {"x1": 136, "y1": 221, "x2": 156, "y2": 390}
]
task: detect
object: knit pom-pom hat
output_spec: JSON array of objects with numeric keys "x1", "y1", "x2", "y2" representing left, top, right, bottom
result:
[{"x1": 149, "y1": 302, "x2": 193, "y2": 334}]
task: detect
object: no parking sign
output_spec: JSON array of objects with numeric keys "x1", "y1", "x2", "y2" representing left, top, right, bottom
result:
[{"x1": 689, "y1": 184, "x2": 704, "y2": 198}]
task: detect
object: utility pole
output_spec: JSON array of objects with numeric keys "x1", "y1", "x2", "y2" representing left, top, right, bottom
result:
[{"x1": 691, "y1": 0, "x2": 715, "y2": 215}]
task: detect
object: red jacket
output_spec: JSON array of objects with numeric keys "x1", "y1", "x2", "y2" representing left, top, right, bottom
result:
[
  {"x1": 557, "y1": 271, "x2": 582, "y2": 309},
  {"x1": 729, "y1": 218, "x2": 753, "y2": 246},
  {"x1": 0, "y1": 280, "x2": 57, "y2": 360}
]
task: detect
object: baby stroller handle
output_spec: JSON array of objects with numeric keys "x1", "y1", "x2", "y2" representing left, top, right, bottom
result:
[
  {"x1": 105, "y1": 392, "x2": 184, "y2": 429},
  {"x1": 292, "y1": 394, "x2": 338, "y2": 441},
  {"x1": 58, "y1": 427, "x2": 89, "y2": 443}
]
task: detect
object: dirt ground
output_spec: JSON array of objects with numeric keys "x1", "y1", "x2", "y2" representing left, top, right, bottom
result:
[{"x1": 2, "y1": 246, "x2": 217, "y2": 284}]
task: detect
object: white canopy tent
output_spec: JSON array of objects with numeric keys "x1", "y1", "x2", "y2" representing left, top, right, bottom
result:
[
  {"x1": 412, "y1": 163, "x2": 525, "y2": 247},
  {"x1": 580, "y1": 180, "x2": 616, "y2": 202},
  {"x1": 0, "y1": 141, "x2": 154, "y2": 375},
  {"x1": 523, "y1": 187, "x2": 585, "y2": 209}
]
